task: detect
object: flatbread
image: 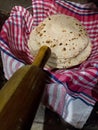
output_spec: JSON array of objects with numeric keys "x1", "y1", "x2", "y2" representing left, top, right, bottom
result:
[
  {"x1": 47, "y1": 40, "x2": 92, "y2": 68},
  {"x1": 28, "y1": 14, "x2": 92, "y2": 68}
]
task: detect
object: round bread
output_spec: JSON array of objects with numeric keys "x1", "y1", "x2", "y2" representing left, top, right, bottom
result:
[
  {"x1": 28, "y1": 14, "x2": 92, "y2": 68},
  {"x1": 47, "y1": 40, "x2": 92, "y2": 68}
]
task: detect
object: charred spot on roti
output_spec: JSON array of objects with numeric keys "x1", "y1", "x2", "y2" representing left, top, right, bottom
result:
[
  {"x1": 46, "y1": 40, "x2": 52, "y2": 44},
  {"x1": 62, "y1": 30, "x2": 66, "y2": 32},
  {"x1": 39, "y1": 33, "x2": 43, "y2": 36},
  {"x1": 36, "y1": 23, "x2": 46, "y2": 33},
  {"x1": 71, "y1": 38, "x2": 78, "y2": 41},
  {"x1": 42, "y1": 23, "x2": 46, "y2": 26},
  {"x1": 59, "y1": 43, "x2": 63, "y2": 46},
  {"x1": 51, "y1": 44, "x2": 56, "y2": 47},
  {"x1": 37, "y1": 42, "x2": 40, "y2": 45},
  {"x1": 79, "y1": 29, "x2": 83, "y2": 32},
  {"x1": 48, "y1": 17, "x2": 51, "y2": 20},
  {"x1": 68, "y1": 61, "x2": 71, "y2": 64},
  {"x1": 43, "y1": 30, "x2": 46, "y2": 32},
  {"x1": 85, "y1": 33, "x2": 87, "y2": 36},
  {"x1": 63, "y1": 47, "x2": 66, "y2": 51},
  {"x1": 76, "y1": 23, "x2": 79, "y2": 26}
]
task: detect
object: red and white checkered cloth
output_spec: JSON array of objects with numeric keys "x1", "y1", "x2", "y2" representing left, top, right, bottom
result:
[{"x1": 0, "y1": 0, "x2": 98, "y2": 128}]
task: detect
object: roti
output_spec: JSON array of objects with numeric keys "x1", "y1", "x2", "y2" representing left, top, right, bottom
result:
[
  {"x1": 47, "y1": 40, "x2": 92, "y2": 68},
  {"x1": 28, "y1": 14, "x2": 92, "y2": 68}
]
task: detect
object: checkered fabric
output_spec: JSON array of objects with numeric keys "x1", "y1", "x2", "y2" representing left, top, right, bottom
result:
[{"x1": 0, "y1": 0, "x2": 98, "y2": 128}]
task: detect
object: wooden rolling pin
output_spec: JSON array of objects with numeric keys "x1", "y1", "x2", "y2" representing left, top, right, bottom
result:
[{"x1": 0, "y1": 46, "x2": 51, "y2": 130}]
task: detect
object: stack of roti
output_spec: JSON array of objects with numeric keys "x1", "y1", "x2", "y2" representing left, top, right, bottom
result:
[{"x1": 28, "y1": 14, "x2": 92, "y2": 68}]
